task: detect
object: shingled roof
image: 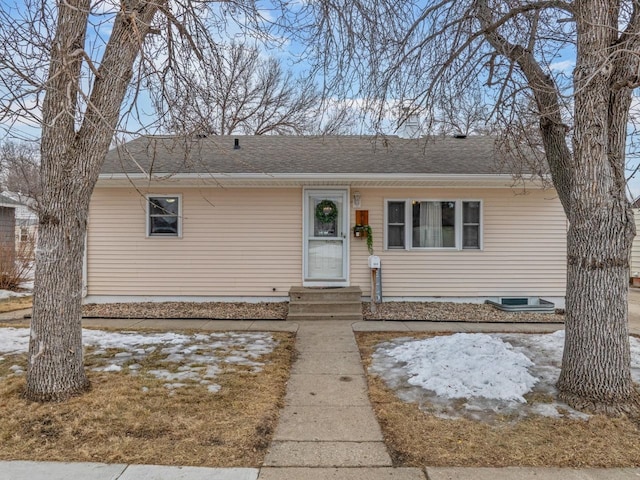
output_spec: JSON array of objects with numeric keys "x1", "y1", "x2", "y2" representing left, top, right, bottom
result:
[
  {"x1": 0, "y1": 194, "x2": 19, "y2": 208},
  {"x1": 102, "y1": 135, "x2": 507, "y2": 176}
]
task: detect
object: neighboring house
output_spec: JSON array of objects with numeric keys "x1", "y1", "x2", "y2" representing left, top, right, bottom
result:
[
  {"x1": 0, "y1": 194, "x2": 18, "y2": 254},
  {"x1": 85, "y1": 135, "x2": 567, "y2": 306},
  {"x1": 14, "y1": 202, "x2": 38, "y2": 249},
  {"x1": 631, "y1": 198, "x2": 640, "y2": 280}
]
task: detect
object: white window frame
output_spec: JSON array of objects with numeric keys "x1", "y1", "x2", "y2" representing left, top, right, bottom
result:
[
  {"x1": 146, "y1": 194, "x2": 182, "y2": 238},
  {"x1": 384, "y1": 198, "x2": 482, "y2": 251},
  {"x1": 461, "y1": 200, "x2": 482, "y2": 250},
  {"x1": 384, "y1": 199, "x2": 408, "y2": 250}
]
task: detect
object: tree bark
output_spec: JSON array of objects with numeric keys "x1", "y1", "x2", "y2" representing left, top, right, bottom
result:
[
  {"x1": 26, "y1": 0, "x2": 160, "y2": 401},
  {"x1": 477, "y1": 0, "x2": 640, "y2": 414},
  {"x1": 28, "y1": 179, "x2": 91, "y2": 400},
  {"x1": 556, "y1": 0, "x2": 639, "y2": 415}
]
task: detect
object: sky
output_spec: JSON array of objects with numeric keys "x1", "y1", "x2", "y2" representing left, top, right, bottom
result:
[{"x1": 2, "y1": 1, "x2": 640, "y2": 198}]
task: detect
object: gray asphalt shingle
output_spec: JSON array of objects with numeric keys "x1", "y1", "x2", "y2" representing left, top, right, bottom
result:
[{"x1": 101, "y1": 135, "x2": 509, "y2": 176}]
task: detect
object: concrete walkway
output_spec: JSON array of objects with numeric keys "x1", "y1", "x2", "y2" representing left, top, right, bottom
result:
[
  {"x1": 262, "y1": 320, "x2": 393, "y2": 474},
  {"x1": 3, "y1": 308, "x2": 640, "y2": 478}
]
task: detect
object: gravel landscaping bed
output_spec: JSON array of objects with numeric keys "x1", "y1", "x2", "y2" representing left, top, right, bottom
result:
[
  {"x1": 82, "y1": 302, "x2": 289, "y2": 320},
  {"x1": 363, "y1": 301, "x2": 563, "y2": 323},
  {"x1": 83, "y1": 301, "x2": 563, "y2": 323}
]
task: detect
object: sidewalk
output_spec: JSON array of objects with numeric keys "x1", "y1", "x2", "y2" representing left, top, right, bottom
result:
[
  {"x1": 2, "y1": 311, "x2": 640, "y2": 479},
  {"x1": 4, "y1": 460, "x2": 638, "y2": 480},
  {"x1": 262, "y1": 320, "x2": 393, "y2": 472}
]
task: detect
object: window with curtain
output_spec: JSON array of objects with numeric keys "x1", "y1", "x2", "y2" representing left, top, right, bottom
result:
[
  {"x1": 412, "y1": 201, "x2": 456, "y2": 248},
  {"x1": 385, "y1": 199, "x2": 481, "y2": 250}
]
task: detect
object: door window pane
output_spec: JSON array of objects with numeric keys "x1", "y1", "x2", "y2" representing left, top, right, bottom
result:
[{"x1": 312, "y1": 198, "x2": 340, "y2": 237}]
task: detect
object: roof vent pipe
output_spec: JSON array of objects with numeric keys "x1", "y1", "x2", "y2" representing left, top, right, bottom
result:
[{"x1": 234, "y1": 138, "x2": 240, "y2": 149}]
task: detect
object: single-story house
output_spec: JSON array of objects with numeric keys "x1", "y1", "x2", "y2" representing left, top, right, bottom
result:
[{"x1": 85, "y1": 135, "x2": 567, "y2": 306}]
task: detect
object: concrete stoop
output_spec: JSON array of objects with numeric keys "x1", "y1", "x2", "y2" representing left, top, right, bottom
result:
[{"x1": 287, "y1": 286, "x2": 363, "y2": 321}]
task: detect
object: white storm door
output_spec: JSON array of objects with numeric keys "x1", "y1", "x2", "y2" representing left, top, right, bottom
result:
[{"x1": 304, "y1": 189, "x2": 349, "y2": 286}]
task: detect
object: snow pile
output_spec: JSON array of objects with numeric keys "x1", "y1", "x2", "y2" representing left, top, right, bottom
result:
[
  {"x1": 0, "y1": 328, "x2": 278, "y2": 394},
  {"x1": 375, "y1": 333, "x2": 538, "y2": 403},
  {"x1": 371, "y1": 330, "x2": 640, "y2": 421}
]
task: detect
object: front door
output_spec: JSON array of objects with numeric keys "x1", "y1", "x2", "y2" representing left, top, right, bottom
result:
[{"x1": 303, "y1": 189, "x2": 349, "y2": 286}]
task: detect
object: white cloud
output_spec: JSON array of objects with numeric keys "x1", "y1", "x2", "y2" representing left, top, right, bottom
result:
[{"x1": 550, "y1": 60, "x2": 574, "y2": 73}]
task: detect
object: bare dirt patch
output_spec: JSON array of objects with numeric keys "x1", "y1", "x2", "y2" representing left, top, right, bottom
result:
[
  {"x1": 0, "y1": 295, "x2": 32, "y2": 314},
  {"x1": 356, "y1": 331, "x2": 640, "y2": 467},
  {"x1": 0, "y1": 331, "x2": 295, "y2": 467}
]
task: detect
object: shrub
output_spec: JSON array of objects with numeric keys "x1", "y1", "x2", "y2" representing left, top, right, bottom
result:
[{"x1": 0, "y1": 232, "x2": 34, "y2": 290}]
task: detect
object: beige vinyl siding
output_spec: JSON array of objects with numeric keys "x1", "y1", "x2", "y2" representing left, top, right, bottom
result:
[
  {"x1": 87, "y1": 187, "x2": 302, "y2": 297},
  {"x1": 349, "y1": 188, "x2": 567, "y2": 298},
  {"x1": 88, "y1": 185, "x2": 566, "y2": 299},
  {"x1": 632, "y1": 209, "x2": 640, "y2": 276}
]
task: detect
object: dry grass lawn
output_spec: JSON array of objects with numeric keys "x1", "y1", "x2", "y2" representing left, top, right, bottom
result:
[
  {"x1": 0, "y1": 330, "x2": 295, "y2": 467},
  {"x1": 357, "y1": 332, "x2": 640, "y2": 468},
  {"x1": 0, "y1": 295, "x2": 32, "y2": 313}
]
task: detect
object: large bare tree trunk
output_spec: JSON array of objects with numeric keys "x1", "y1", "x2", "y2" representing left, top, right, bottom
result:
[
  {"x1": 26, "y1": 0, "x2": 92, "y2": 401},
  {"x1": 476, "y1": 0, "x2": 639, "y2": 415},
  {"x1": 556, "y1": 0, "x2": 639, "y2": 415},
  {"x1": 28, "y1": 187, "x2": 91, "y2": 400},
  {"x1": 26, "y1": 0, "x2": 159, "y2": 401},
  {"x1": 559, "y1": 211, "x2": 636, "y2": 414}
]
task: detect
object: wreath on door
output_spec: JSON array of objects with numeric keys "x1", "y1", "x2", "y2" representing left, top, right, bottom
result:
[{"x1": 315, "y1": 199, "x2": 338, "y2": 223}]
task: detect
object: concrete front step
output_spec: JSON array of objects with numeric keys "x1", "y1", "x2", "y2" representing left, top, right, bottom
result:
[
  {"x1": 288, "y1": 287, "x2": 363, "y2": 321},
  {"x1": 288, "y1": 301, "x2": 362, "y2": 315},
  {"x1": 289, "y1": 286, "x2": 362, "y2": 303}
]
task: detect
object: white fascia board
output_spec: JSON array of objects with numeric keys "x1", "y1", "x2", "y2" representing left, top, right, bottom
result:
[{"x1": 97, "y1": 172, "x2": 548, "y2": 188}]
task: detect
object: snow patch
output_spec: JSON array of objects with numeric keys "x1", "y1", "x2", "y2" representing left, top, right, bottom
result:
[
  {"x1": 0, "y1": 290, "x2": 30, "y2": 300},
  {"x1": 373, "y1": 333, "x2": 538, "y2": 403},
  {"x1": 0, "y1": 328, "x2": 278, "y2": 392},
  {"x1": 370, "y1": 330, "x2": 640, "y2": 421}
]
